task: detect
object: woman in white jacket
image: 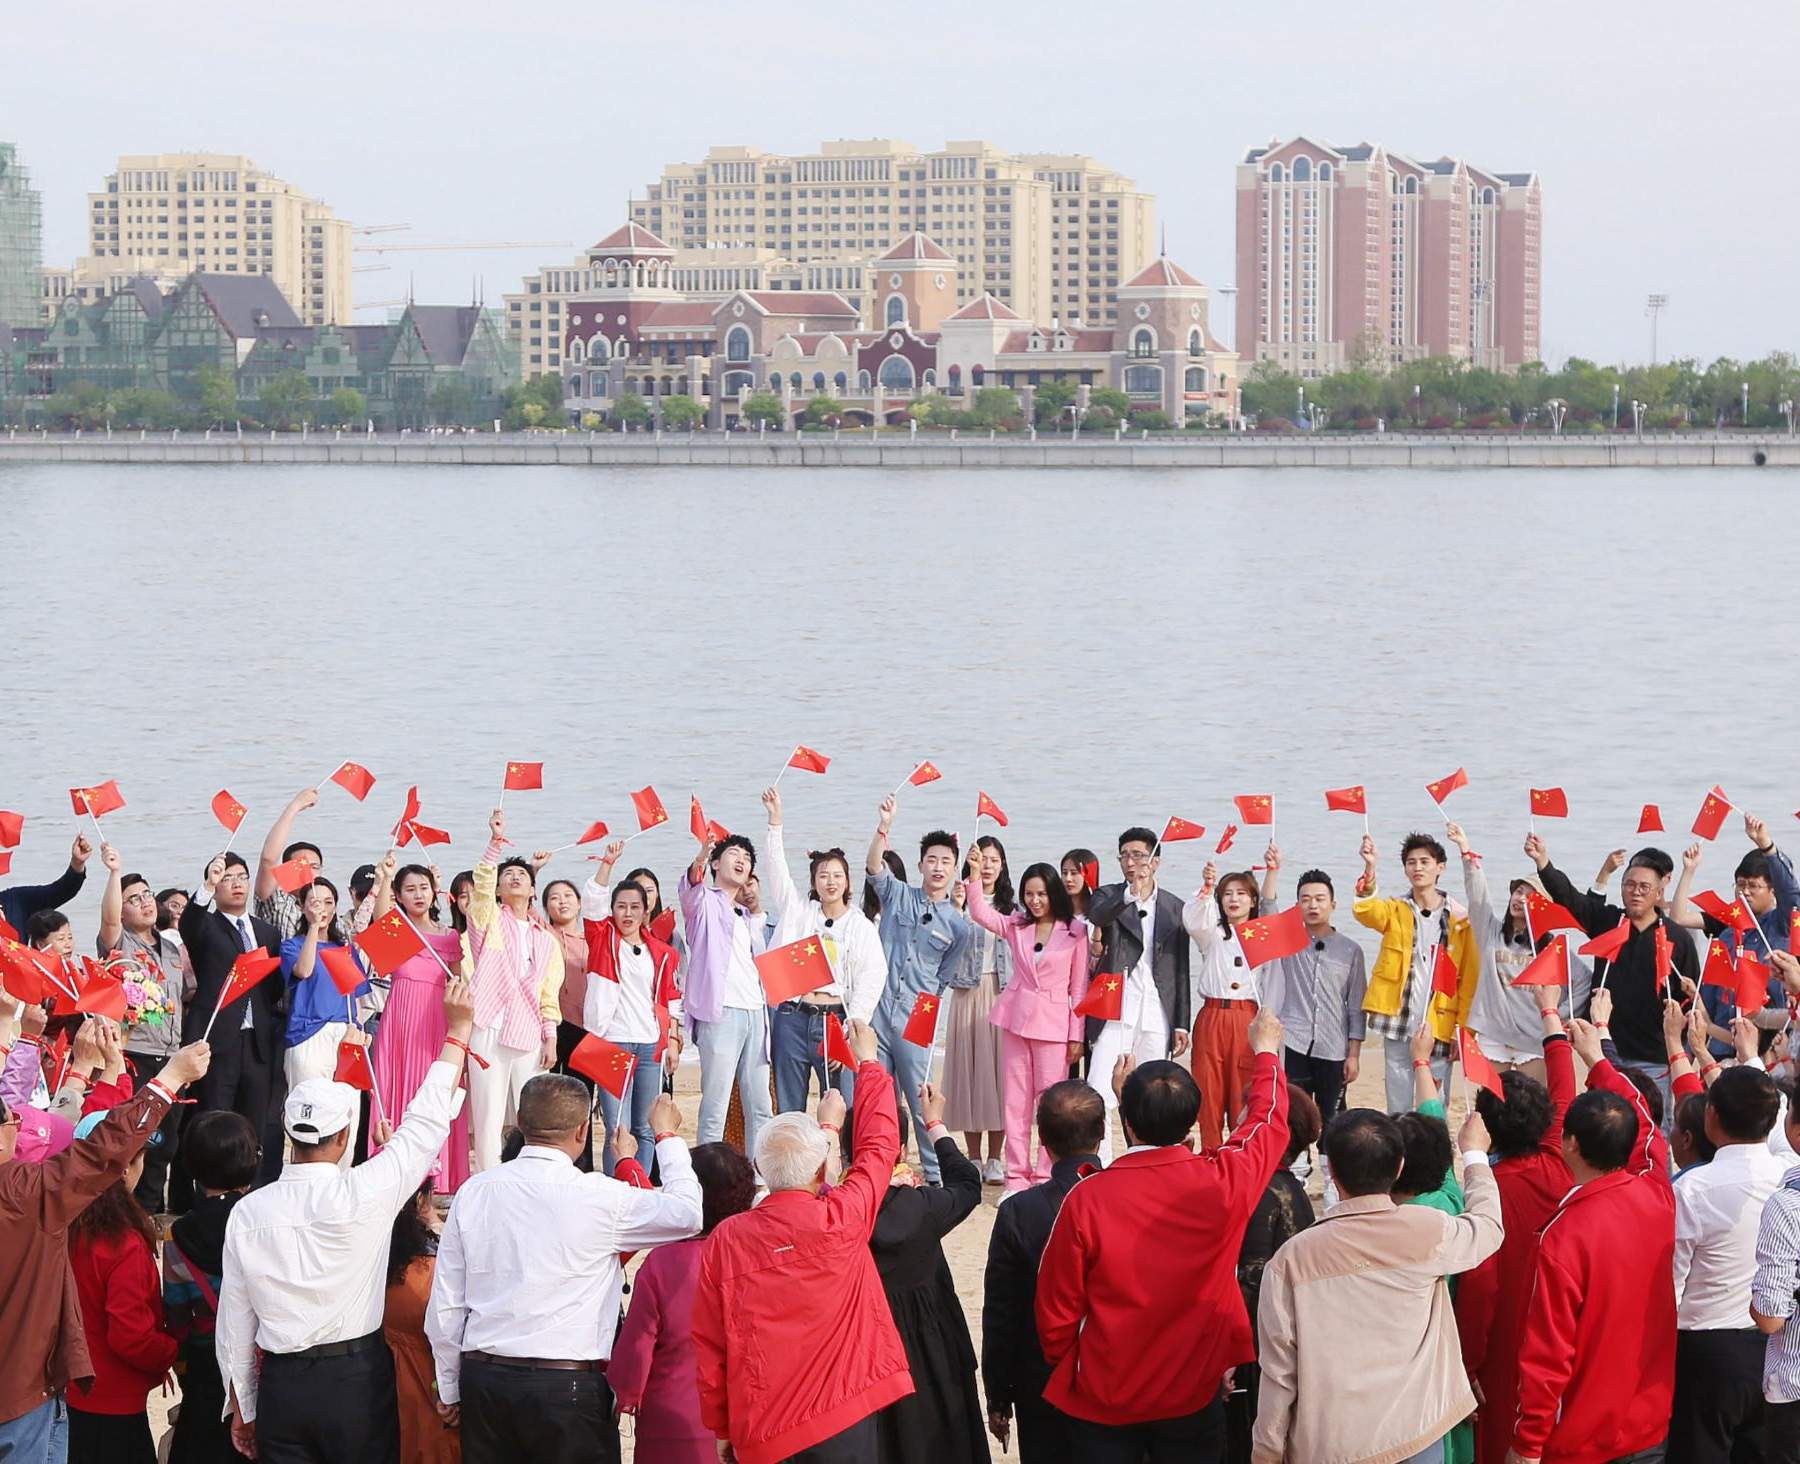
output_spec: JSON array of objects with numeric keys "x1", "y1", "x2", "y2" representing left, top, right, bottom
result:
[{"x1": 760, "y1": 786, "x2": 887, "y2": 1113}]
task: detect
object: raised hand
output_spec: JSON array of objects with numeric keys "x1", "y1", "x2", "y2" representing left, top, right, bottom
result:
[
  {"x1": 1589, "y1": 987, "x2": 1613, "y2": 1028},
  {"x1": 918, "y1": 1080, "x2": 947, "y2": 1128},
  {"x1": 1523, "y1": 833, "x2": 1548, "y2": 870},
  {"x1": 160, "y1": 1041, "x2": 213, "y2": 1091},
  {"x1": 100, "y1": 842, "x2": 122, "y2": 874},
  {"x1": 845, "y1": 1017, "x2": 878, "y2": 1065},
  {"x1": 442, "y1": 975, "x2": 476, "y2": 1038},
  {"x1": 1111, "y1": 1052, "x2": 1136, "y2": 1100},
  {"x1": 762, "y1": 786, "x2": 782, "y2": 826},
  {"x1": 1567, "y1": 1018, "x2": 1603, "y2": 1069},
  {"x1": 1445, "y1": 821, "x2": 1470, "y2": 855},
  {"x1": 1747, "y1": 812, "x2": 1773, "y2": 851},
  {"x1": 817, "y1": 1089, "x2": 847, "y2": 1131},
  {"x1": 610, "y1": 1124, "x2": 638, "y2": 1165},
  {"x1": 649, "y1": 1091, "x2": 682, "y2": 1138},
  {"x1": 488, "y1": 807, "x2": 506, "y2": 843},
  {"x1": 1249, "y1": 1005, "x2": 1283, "y2": 1056},
  {"x1": 70, "y1": 833, "x2": 94, "y2": 870},
  {"x1": 877, "y1": 794, "x2": 897, "y2": 833},
  {"x1": 1682, "y1": 843, "x2": 1702, "y2": 873},
  {"x1": 1457, "y1": 1109, "x2": 1491, "y2": 1154}
]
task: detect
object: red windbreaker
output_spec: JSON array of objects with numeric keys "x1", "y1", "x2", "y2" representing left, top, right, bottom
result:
[
  {"x1": 69, "y1": 1227, "x2": 178, "y2": 1415},
  {"x1": 692, "y1": 1059, "x2": 912, "y2": 1464},
  {"x1": 1511, "y1": 1058, "x2": 1676, "y2": 1464},
  {"x1": 1035, "y1": 1049, "x2": 1288, "y2": 1425}
]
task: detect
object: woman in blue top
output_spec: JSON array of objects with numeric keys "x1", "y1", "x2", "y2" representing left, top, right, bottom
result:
[{"x1": 279, "y1": 877, "x2": 371, "y2": 1169}]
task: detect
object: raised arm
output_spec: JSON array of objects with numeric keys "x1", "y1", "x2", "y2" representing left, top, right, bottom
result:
[
  {"x1": 1259, "y1": 844, "x2": 1282, "y2": 905},
  {"x1": 1181, "y1": 862, "x2": 1222, "y2": 950},
  {"x1": 1446, "y1": 822, "x2": 1501, "y2": 943},
  {"x1": 468, "y1": 810, "x2": 504, "y2": 938},
  {"x1": 614, "y1": 1096, "x2": 705, "y2": 1250},
  {"x1": 761, "y1": 790, "x2": 805, "y2": 938},
  {"x1": 256, "y1": 787, "x2": 317, "y2": 901},
  {"x1": 96, "y1": 843, "x2": 124, "y2": 953},
  {"x1": 1214, "y1": 1013, "x2": 1291, "y2": 1213},
  {"x1": 867, "y1": 795, "x2": 896, "y2": 876},
  {"x1": 1669, "y1": 843, "x2": 1707, "y2": 931},
  {"x1": 919, "y1": 1083, "x2": 983, "y2": 1237},
  {"x1": 963, "y1": 875, "x2": 1016, "y2": 937},
  {"x1": 1527, "y1": 836, "x2": 1610, "y2": 935}
]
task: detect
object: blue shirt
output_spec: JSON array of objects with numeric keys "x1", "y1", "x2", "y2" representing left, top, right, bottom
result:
[
  {"x1": 280, "y1": 936, "x2": 370, "y2": 1047},
  {"x1": 868, "y1": 867, "x2": 971, "y2": 1022},
  {"x1": 1700, "y1": 846, "x2": 1800, "y2": 1054}
]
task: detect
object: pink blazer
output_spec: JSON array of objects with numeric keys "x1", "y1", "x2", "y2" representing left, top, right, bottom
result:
[{"x1": 964, "y1": 879, "x2": 1089, "y2": 1043}]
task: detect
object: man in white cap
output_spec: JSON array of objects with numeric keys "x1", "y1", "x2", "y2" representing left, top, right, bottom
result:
[{"x1": 216, "y1": 972, "x2": 478, "y2": 1463}]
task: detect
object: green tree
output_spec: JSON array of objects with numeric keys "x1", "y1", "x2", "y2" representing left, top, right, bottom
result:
[
  {"x1": 427, "y1": 378, "x2": 476, "y2": 427},
  {"x1": 741, "y1": 391, "x2": 785, "y2": 428},
  {"x1": 1032, "y1": 379, "x2": 1077, "y2": 428},
  {"x1": 801, "y1": 395, "x2": 845, "y2": 428},
  {"x1": 195, "y1": 365, "x2": 239, "y2": 428},
  {"x1": 613, "y1": 392, "x2": 652, "y2": 431},
  {"x1": 110, "y1": 388, "x2": 182, "y2": 430},
  {"x1": 520, "y1": 402, "x2": 547, "y2": 429},
  {"x1": 966, "y1": 385, "x2": 1021, "y2": 429},
  {"x1": 257, "y1": 370, "x2": 313, "y2": 431},
  {"x1": 662, "y1": 394, "x2": 704, "y2": 430},
  {"x1": 326, "y1": 388, "x2": 367, "y2": 427},
  {"x1": 1130, "y1": 409, "x2": 1174, "y2": 431},
  {"x1": 908, "y1": 394, "x2": 950, "y2": 427},
  {"x1": 1237, "y1": 364, "x2": 1301, "y2": 424}
]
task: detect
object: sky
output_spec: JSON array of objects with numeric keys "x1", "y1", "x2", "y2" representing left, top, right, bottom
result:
[{"x1": 8, "y1": 0, "x2": 1796, "y2": 367}]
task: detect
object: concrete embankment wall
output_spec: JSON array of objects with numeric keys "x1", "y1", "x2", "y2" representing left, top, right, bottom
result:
[{"x1": 2, "y1": 434, "x2": 1797, "y2": 468}]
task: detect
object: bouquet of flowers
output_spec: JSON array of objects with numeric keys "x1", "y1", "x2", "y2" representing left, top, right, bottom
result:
[{"x1": 102, "y1": 952, "x2": 176, "y2": 1029}]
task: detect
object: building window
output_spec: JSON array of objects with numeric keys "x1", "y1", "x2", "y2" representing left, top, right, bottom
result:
[
  {"x1": 1131, "y1": 328, "x2": 1155, "y2": 358},
  {"x1": 878, "y1": 356, "x2": 915, "y2": 390},
  {"x1": 1188, "y1": 329, "x2": 1202, "y2": 358},
  {"x1": 884, "y1": 294, "x2": 907, "y2": 326},
  {"x1": 971, "y1": 364, "x2": 985, "y2": 386},
  {"x1": 726, "y1": 325, "x2": 751, "y2": 361},
  {"x1": 1123, "y1": 364, "x2": 1162, "y2": 396},
  {"x1": 812, "y1": 371, "x2": 826, "y2": 390},
  {"x1": 1185, "y1": 366, "x2": 1207, "y2": 392},
  {"x1": 834, "y1": 371, "x2": 847, "y2": 391}
]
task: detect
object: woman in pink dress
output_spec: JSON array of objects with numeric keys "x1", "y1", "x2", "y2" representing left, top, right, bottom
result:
[
  {"x1": 370, "y1": 858, "x2": 470, "y2": 1194},
  {"x1": 964, "y1": 861, "x2": 1090, "y2": 1192},
  {"x1": 609, "y1": 1143, "x2": 755, "y2": 1463}
]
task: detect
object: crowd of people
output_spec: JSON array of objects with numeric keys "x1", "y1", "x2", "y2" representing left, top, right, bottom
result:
[{"x1": 2, "y1": 771, "x2": 1799, "y2": 1464}]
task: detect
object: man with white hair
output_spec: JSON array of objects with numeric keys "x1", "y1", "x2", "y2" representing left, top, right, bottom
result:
[{"x1": 693, "y1": 1018, "x2": 915, "y2": 1463}]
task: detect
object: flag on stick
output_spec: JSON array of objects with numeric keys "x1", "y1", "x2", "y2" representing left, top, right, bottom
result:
[
  {"x1": 1214, "y1": 825, "x2": 1238, "y2": 855},
  {"x1": 1074, "y1": 972, "x2": 1124, "y2": 1021},
  {"x1": 1460, "y1": 1028, "x2": 1504, "y2": 1099},
  {"x1": 270, "y1": 858, "x2": 316, "y2": 894},
  {"x1": 1638, "y1": 804, "x2": 1664, "y2": 833},
  {"x1": 318, "y1": 946, "x2": 366, "y2": 996},
  {"x1": 630, "y1": 787, "x2": 669, "y2": 832},
  {"x1": 354, "y1": 909, "x2": 426, "y2": 976},
  {"x1": 1529, "y1": 787, "x2": 1569, "y2": 818},
  {"x1": 334, "y1": 1040, "x2": 376, "y2": 1092},
  {"x1": 1578, "y1": 918, "x2": 1631, "y2": 963},
  {"x1": 1431, "y1": 943, "x2": 1462, "y2": 997},
  {"x1": 211, "y1": 791, "x2": 248, "y2": 834},
  {"x1": 976, "y1": 792, "x2": 1008, "y2": 827},
  {"x1": 1324, "y1": 786, "x2": 1366, "y2": 815},
  {"x1": 70, "y1": 780, "x2": 126, "y2": 817},
  {"x1": 327, "y1": 763, "x2": 375, "y2": 801},
  {"x1": 755, "y1": 937, "x2": 834, "y2": 1005},
  {"x1": 819, "y1": 1012, "x2": 856, "y2": 1068},
  {"x1": 1692, "y1": 890, "x2": 1756, "y2": 932},
  {"x1": 1161, "y1": 816, "x2": 1205, "y2": 845},
  {"x1": 1693, "y1": 788, "x2": 1731, "y2": 840},
  {"x1": 1233, "y1": 795, "x2": 1274, "y2": 826},
  {"x1": 202, "y1": 950, "x2": 281, "y2": 1040},
  {"x1": 502, "y1": 761, "x2": 543, "y2": 792},
  {"x1": 1523, "y1": 888, "x2": 1584, "y2": 934},
  {"x1": 0, "y1": 811, "x2": 21, "y2": 848},
  {"x1": 569, "y1": 1034, "x2": 638, "y2": 1099},
  {"x1": 1234, "y1": 906, "x2": 1310, "y2": 967},
  {"x1": 787, "y1": 746, "x2": 831, "y2": 775},
  {"x1": 908, "y1": 761, "x2": 942, "y2": 787},
  {"x1": 1511, "y1": 935, "x2": 1570, "y2": 987},
  {"x1": 901, "y1": 990, "x2": 943, "y2": 1046},
  {"x1": 1425, "y1": 768, "x2": 1468, "y2": 806}
]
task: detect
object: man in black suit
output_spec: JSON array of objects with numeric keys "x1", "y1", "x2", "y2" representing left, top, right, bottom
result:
[
  {"x1": 1085, "y1": 826, "x2": 1191, "y2": 1156},
  {"x1": 982, "y1": 1081, "x2": 1105, "y2": 1463},
  {"x1": 180, "y1": 851, "x2": 284, "y2": 1183}
]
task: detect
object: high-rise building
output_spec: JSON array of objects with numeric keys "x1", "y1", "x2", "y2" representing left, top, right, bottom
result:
[
  {"x1": 0, "y1": 143, "x2": 43, "y2": 328},
  {"x1": 1235, "y1": 137, "x2": 1541, "y2": 377},
  {"x1": 86, "y1": 153, "x2": 352, "y2": 325},
  {"x1": 629, "y1": 139, "x2": 1154, "y2": 329}
]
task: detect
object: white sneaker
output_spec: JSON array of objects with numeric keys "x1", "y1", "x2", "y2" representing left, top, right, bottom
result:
[{"x1": 983, "y1": 1157, "x2": 1005, "y2": 1185}]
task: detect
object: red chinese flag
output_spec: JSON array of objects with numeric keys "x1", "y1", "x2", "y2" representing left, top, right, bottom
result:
[
  {"x1": 653, "y1": 1004, "x2": 672, "y2": 1063},
  {"x1": 333, "y1": 1041, "x2": 375, "y2": 1092},
  {"x1": 569, "y1": 1033, "x2": 637, "y2": 1099},
  {"x1": 755, "y1": 936, "x2": 834, "y2": 1005},
  {"x1": 1431, "y1": 943, "x2": 1461, "y2": 997},
  {"x1": 0, "y1": 942, "x2": 44, "y2": 1004},
  {"x1": 901, "y1": 989, "x2": 943, "y2": 1046},
  {"x1": 788, "y1": 746, "x2": 831, "y2": 775},
  {"x1": 1737, "y1": 950, "x2": 1772, "y2": 1015},
  {"x1": 1692, "y1": 890, "x2": 1756, "y2": 932},
  {"x1": 631, "y1": 786, "x2": 669, "y2": 832},
  {"x1": 1578, "y1": 917, "x2": 1631, "y2": 963},
  {"x1": 407, "y1": 822, "x2": 452, "y2": 848},
  {"x1": 1511, "y1": 935, "x2": 1569, "y2": 988},
  {"x1": 0, "y1": 810, "x2": 23, "y2": 848},
  {"x1": 270, "y1": 858, "x2": 315, "y2": 894},
  {"x1": 908, "y1": 761, "x2": 943, "y2": 788},
  {"x1": 575, "y1": 820, "x2": 609, "y2": 845},
  {"x1": 1790, "y1": 909, "x2": 1800, "y2": 957},
  {"x1": 74, "y1": 972, "x2": 129, "y2": 1022},
  {"x1": 0, "y1": 854, "x2": 10, "y2": 877},
  {"x1": 1460, "y1": 1028, "x2": 1505, "y2": 1099},
  {"x1": 1074, "y1": 972, "x2": 1124, "y2": 1021},
  {"x1": 689, "y1": 796, "x2": 709, "y2": 845},
  {"x1": 977, "y1": 792, "x2": 1008, "y2": 826},
  {"x1": 211, "y1": 790, "x2": 248, "y2": 834},
  {"x1": 1234, "y1": 906, "x2": 1310, "y2": 968},
  {"x1": 819, "y1": 1012, "x2": 857, "y2": 1068},
  {"x1": 1233, "y1": 794, "x2": 1274, "y2": 826},
  {"x1": 1693, "y1": 788, "x2": 1731, "y2": 841},
  {"x1": 1653, "y1": 925, "x2": 1674, "y2": 996},
  {"x1": 1425, "y1": 767, "x2": 1468, "y2": 805},
  {"x1": 1638, "y1": 804, "x2": 1664, "y2": 834},
  {"x1": 648, "y1": 909, "x2": 676, "y2": 945},
  {"x1": 1324, "y1": 786, "x2": 1367, "y2": 815},
  {"x1": 1162, "y1": 816, "x2": 1205, "y2": 845},
  {"x1": 329, "y1": 762, "x2": 376, "y2": 801},
  {"x1": 503, "y1": 761, "x2": 543, "y2": 792},
  {"x1": 1529, "y1": 787, "x2": 1569, "y2": 818},
  {"x1": 70, "y1": 780, "x2": 125, "y2": 817},
  {"x1": 217, "y1": 949, "x2": 282, "y2": 1014},
  {"x1": 1523, "y1": 888, "x2": 1583, "y2": 934},
  {"x1": 354, "y1": 909, "x2": 426, "y2": 977},
  {"x1": 1081, "y1": 859, "x2": 1101, "y2": 893},
  {"x1": 1214, "y1": 824, "x2": 1238, "y2": 855},
  {"x1": 391, "y1": 785, "x2": 422, "y2": 842},
  {"x1": 318, "y1": 946, "x2": 364, "y2": 996},
  {"x1": 1700, "y1": 938, "x2": 1737, "y2": 994}
]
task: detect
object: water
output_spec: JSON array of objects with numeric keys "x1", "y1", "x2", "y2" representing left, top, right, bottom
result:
[{"x1": 2, "y1": 462, "x2": 1794, "y2": 914}]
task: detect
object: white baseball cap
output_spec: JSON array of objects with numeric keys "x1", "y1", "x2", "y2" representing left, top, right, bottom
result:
[{"x1": 283, "y1": 1079, "x2": 358, "y2": 1142}]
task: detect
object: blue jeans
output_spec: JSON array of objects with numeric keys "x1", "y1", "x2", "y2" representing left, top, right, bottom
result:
[
  {"x1": 595, "y1": 1039, "x2": 660, "y2": 1177},
  {"x1": 873, "y1": 1001, "x2": 938, "y2": 1183},
  {"x1": 771, "y1": 1003, "x2": 856, "y2": 1114},
  {"x1": 0, "y1": 1394, "x2": 67, "y2": 1463},
  {"x1": 695, "y1": 1006, "x2": 772, "y2": 1155},
  {"x1": 1616, "y1": 1057, "x2": 1674, "y2": 1132}
]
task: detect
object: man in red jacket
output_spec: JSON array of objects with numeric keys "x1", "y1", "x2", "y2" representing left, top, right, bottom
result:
[
  {"x1": 693, "y1": 1018, "x2": 913, "y2": 1463},
  {"x1": 1036, "y1": 1006, "x2": 1288, "y2": 1462},
  {"x1": 1509, "y1": 1017, "x2": 1676, "y2": 1464}
]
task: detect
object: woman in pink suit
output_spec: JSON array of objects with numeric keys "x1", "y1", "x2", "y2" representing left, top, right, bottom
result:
[
  {"x1": 609, "y1": 1143, "x2": 756, "y2": 1462},
  {"x1": 964, "y1": 862, "x2": 1090, "y2": 1192},
  {"x1": 369, "y1": 858, "x2": 471, "y2": 1194}
]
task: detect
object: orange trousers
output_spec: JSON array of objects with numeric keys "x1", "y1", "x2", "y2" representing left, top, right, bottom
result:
[{"x1": 1191, "y1": 1000, "x2": 1256, "y2": 1149}]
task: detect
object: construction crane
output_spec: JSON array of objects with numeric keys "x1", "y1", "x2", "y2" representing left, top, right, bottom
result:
[
  {"x1": 353, "y1": 224, "x2": 411, "y2": 236},
  {"x1": 353, "y1": 240, "x2": 572, "y2": 254}
]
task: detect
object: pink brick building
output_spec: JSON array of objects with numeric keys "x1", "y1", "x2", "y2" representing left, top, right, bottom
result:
[{"x1": 1235, "y1": 137, "x2": 1541, "y2": 377}]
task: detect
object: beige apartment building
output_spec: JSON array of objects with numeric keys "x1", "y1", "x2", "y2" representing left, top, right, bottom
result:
[{"x1": 85, "y1": 153, "x2": 352, "y2": 325}]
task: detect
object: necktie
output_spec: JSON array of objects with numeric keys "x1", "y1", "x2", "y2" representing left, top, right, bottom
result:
[{"x1": 235, "y1": 917, "x2": 254, "y2": 953}]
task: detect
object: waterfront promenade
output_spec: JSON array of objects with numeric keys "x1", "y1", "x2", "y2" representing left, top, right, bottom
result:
[{"x1": 1, "y1": 428, "x2": 1796, "y2": 468}]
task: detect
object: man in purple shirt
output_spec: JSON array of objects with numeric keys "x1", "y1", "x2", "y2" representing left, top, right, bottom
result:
[{"x1": 680, "y1": 828, "x2": 774, "y2": 1151}]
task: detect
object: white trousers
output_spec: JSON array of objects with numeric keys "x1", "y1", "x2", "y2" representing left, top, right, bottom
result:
[
  {"x1": 1088, "y1": 1001, "x2": 1171, "y2": 1162},
  {"x1": 467, "y1": 1024, "x2": 540, "y2": 1173},
  {"x1": 284, "y1": 1021, "x2": 356, "y2": 1170}
]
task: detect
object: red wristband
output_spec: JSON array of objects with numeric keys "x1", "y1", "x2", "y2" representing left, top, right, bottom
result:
[
  {"x1": 445, "y1": 1036, "x2": 489, "y2": 1070},
  {"x1": 1411, "y1": 1059, "x2": 1430, "y2": 1070},
  {"x1": 653, "y1": 1130, "x2": 679, "y2": 1143}
]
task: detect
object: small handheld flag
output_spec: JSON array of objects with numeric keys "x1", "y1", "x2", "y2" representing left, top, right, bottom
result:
[
  {"x1": 502, "y1": 761, "x2": 544, "y2": 792},
  {"x1": 1529, "y1": 787, "x2": 1568, "y2": 819},
  {"x1": 1425, "y1": 767, "x2": 1468, "y2": 806},
  {"x1": 976, "y1": 792, "x2": 1008, "y2": 827},
  {"x1": 569, "y1": 1034, "x2": 637, "y2": 1099},
  {"x1": 1161, "y1": 816, "x2": 1205, "y2": 845},
  {"x1": 327, "y1": 763, "x2": 376, "y2": 801},
  {"x1": 1693, "y1": 788, "x2": 1731, "y2": 841},
  {"x1": 1233, "y1": 795, "x2": 1274, "y2": 826},
  {"x1": 901, "y1": 990, "x2": 942, "y2": 1046},
  {"x1": 1324, "y1": 786, "x2": 1367, "y2": 815},
  {"x1": 1074, "y1": 973, "x2": 1124, "y2": 1021},
  {"x1": 755, "y1": 937, "x2": 834, "y2": 1005},
  {"x1": 211, "y1": 790, "x2": 248, "y2": 834},
  {"x1": 1234, "y1": 907, "x2": 1309, "y2": 968},
  {"x1": 1511, "y1": 935, "x2": 1569, "y2": 988}
]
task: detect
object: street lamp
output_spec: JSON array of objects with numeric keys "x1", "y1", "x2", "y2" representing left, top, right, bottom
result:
[
  {"x1": 1781, "y1": 399, "x2": 1794, "y2": 436},
  {"x1": 1631, "y1": 399, "x2": 1644, "y2": 436},
  {"x1": 1412, "y1": 383, "x2": 1421, "y2": 427},
  {"x1": 1742, "y1": 380, "x2": 1750, "y2": 430},
  {"x1": 1611, "y1": 382, "x2": 1620, "y2": 430},
  {"x1": 1297, "y1": 384, "x2": 1305, "y2": 428},
  {"x1": 1546, "y1": 398, "x2": 1567, "y2": 435}
]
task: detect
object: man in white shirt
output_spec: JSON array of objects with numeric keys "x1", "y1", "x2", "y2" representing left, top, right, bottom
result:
[
  {"x1": 1670, "y1": 1061, "x2": 1786, "y2": 1461},
  {"x1": 216, "y1": 974, "x2": 477, "y2": 1462},
  {"x1": 426, "y1": 1073, "x2": 702, "y2": 1464}
]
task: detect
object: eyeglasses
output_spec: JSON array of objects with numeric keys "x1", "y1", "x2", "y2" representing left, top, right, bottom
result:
[
  {"x1": 0, "y1": 1109, "x2": 18, "y2": 1129},
  {"x1": 1119, "y1": 851, "x2": 1156, "y2": 866},
  {"x1": 1621, "y1": 879, "x2": 1659, "y2": 895}
]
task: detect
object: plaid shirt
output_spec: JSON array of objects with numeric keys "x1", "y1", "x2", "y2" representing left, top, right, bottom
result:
[{"x1": 1363, "y1": 896, "x2": 1454, "y2": 1058}]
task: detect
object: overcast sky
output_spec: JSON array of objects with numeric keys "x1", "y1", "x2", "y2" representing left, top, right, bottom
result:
[{"x1": 9, "y1": 0, "x2": 1794, "y2": 367}]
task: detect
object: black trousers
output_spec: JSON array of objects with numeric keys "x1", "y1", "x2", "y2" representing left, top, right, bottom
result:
[
  {"x1": 257, "y1": 1338, "x2": 398, "y2": 1464},
  {"x1": 1069, "y1": 1397, "x2": 1224, "y2": 1464},
  {"x1": 1017, "y1": 1393, "x2": 1076, "y2": 1464},
  {"x1": 1670, "y1": 1328, "x2": 1766, "y2": 1464},
  {"x1": 1283, "y1": 1047, "x2": 1347, "y2": 1125},
  {"x1": 190, "y1": 1026, "x2": 284, "y2": 1185},
  {"x1": 460, "y1": 1356, "x2": 618, "y2": 1464},
  {"x1": 1766, "y1": 1400, "x2": 1800, "y2": 1464},
  {"x1": 785, "y1": 1413, "x2": 877, "y2": 1462},
  {"x1": 67, "y1": 1408, "x2": 156, "y2": 1464},
  {"x1": 125, "y1": 1049, "x2": 185, "y2": 1211}
]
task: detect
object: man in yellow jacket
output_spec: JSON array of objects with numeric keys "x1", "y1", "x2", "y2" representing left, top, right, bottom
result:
[{"x1": 1352, "y1": 832, "x2": 1480, "y2": 1109}]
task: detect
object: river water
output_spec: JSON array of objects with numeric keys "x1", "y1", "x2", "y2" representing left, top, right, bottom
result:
[{"x1": 2, "y1": 462, "x2": 1794, "y2": 911}]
